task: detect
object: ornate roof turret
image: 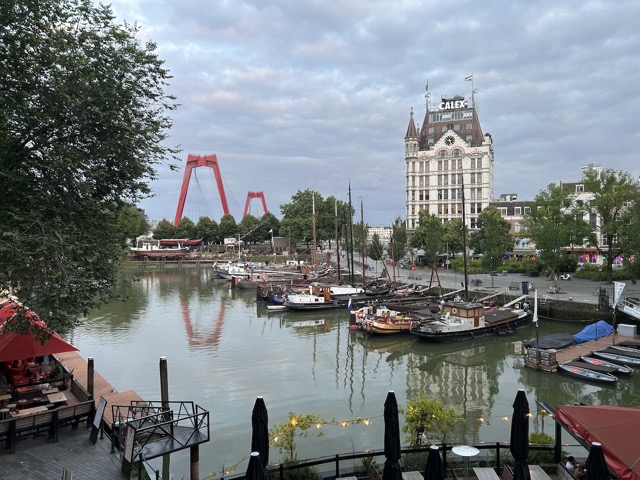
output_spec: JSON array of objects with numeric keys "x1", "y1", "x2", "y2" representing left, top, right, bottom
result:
[{"x1": 405, "y1": 108, "x2": 418, "y2": 139}]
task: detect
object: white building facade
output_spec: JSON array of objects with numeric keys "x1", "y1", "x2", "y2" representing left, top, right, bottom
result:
[{"x1": 405, "y1": 92, "x2": 494, "y2": 233}]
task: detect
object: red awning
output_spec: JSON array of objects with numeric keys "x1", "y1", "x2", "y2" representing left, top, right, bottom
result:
[
  {"x1": 555, "y1": 405, "x2": 640, "y2": 480},
  {"x1": 0, "y1": 300, "x2": 78, "y2": 363}
]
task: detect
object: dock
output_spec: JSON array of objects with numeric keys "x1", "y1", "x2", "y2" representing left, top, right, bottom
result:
[
  {"x1": 55, "y1": 351, "x2": 144, "y2": 424},
  {"x1": 525, "y1": 335, "x2": 638, "y2": 371}
]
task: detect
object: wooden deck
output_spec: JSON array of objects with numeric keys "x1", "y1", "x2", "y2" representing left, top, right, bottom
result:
[
  {"x1": 554, "y1": 335, "x2": 637, "y2": 364},
  {"x1": 54, "y1": 351, "x2": 143, "y2": 424}
]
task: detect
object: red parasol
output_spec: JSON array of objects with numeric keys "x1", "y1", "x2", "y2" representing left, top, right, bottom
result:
[{"x1": 0, "y1": 300, "x2": 78, "y2": 363}]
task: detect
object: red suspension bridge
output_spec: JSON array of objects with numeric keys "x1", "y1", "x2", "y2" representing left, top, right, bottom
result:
[{"x1": 173, "y1": 153, "x2": 268, "y2": 226}]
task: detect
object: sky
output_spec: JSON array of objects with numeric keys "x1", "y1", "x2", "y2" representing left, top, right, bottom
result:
[{"x1": 105, "y1": 0, "x2": 640, "y2": 227}]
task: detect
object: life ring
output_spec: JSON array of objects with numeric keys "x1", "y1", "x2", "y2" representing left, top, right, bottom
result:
[{"x1": 452, "y1": 308, "x2": 458, "y2": 314}]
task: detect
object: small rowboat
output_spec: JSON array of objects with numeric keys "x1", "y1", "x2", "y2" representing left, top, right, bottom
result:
[
  {"x1": 558, "y1": 364, "x2": 618, "y2": 384},
  {"x1": 609, "y1": 345, "x2": 640, "y2": 357},
  {"x1": 580, "y1": 356, "x2": 633, "y2": 375},
  {"x1": 592, "y1": 350, "x2": 640, "y2": 366}
]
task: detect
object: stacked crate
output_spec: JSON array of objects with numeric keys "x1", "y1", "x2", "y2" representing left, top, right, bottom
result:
[{"x1": 526, "y1": 348, "x2": 557, "y2": 370}]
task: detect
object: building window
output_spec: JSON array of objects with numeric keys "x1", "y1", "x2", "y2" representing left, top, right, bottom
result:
[
  {"x1": 454, "y1": 124, "x2": 460, "y2": 131},
  {"x1": 466, "y1": 124, "x2": 472, "y2": 130},
  {"x1": 443, "y1": 160, "x2": 449, "y2": 170},
  {"x1": 471, "y1": 158, "x2": 476, "y2": 169},
  {"x1": 453, "y1": 149, "x2": 461, "y2": 157},
  {"x1": 499, "y1": 207, "x2": 507, "y2": 216},
  {"x1": 457, "y1": 159, "x2": 462, "y2": 169},
  {"x1": 576, "y1": 184, "x2": 584, "y2": 192},
  {"x1": 439, "y1": 150, "x2": 447, "y2": 158},
  {"x1": 524, "y1": 206, "x2": 531, "y2": 214},
  {"x1": 514, "y1": 207, "x2": 522, "y2": 215},
  {"x1": 515, "y1": 223, "x2": 521, "y2": 233},
  {"x1": 477, "y1": 158, "x2": 482, "y2": 168},
  {"x1": 429, "y1": 127, "x2": 434, "y2": 133},
  {"x1": 441, "y1": 126, "x2": 448, "y2": 133}
]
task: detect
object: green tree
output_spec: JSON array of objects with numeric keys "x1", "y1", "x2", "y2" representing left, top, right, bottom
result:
[
  {"x1": 117, "y1": 205, "x2": 151, "y2": 245},
  {"x1": 367, "y1": 233, "x2": 384, "y2": 268},
  {"x1": 410, "y1": 212, "x2": 443, "y2": 268},
  {"x1": 402, "y1": 394, "x2": 465, "y2": 447},
  {"x1": 174, "y1": 217, "x2": 197, "y2": 239},
  {"x1": 152, "y1": 219, "x2": 178, "y2": 240},
  {"x1": 387, "y1": 216, "x2": 407, "y2": 265},
  {"x1": 471, "y1": 206, "x2": 513, "y2": 285},
  {"x1": 219, "y1": 214, "x2": 239, "y2": 240},
  {"x1": 522, "y1": 184, "x2": 593, "y2": 279},
  {"x1": 619, "y1": 200, "x2": 640, "y2": 282},
  {"x1": 0, "y1": 0, "x2": 178, "y2": 332},
  {"x1": 195, "y1": 217, "x2": 219, "y2": 244},
  {"x1": 258, "y1": 211, "x2": 280, "y2": 240},
  {"x1": 442, "y1": 219, "x2": 464, "y2": 262},
  {"x1": 582, "y1": 168, "x2": 640, "y2": 284},
  {"x1": 269, "y1": 412, "x2": 327, "y2": 463},
  {"x1": 238, "y1": 214, "x2": 261, "y2": 244}
]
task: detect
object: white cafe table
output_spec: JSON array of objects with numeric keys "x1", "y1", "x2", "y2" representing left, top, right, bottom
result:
[{"x1": 452, "y1": 445, "x2": 480, "y2": 479}]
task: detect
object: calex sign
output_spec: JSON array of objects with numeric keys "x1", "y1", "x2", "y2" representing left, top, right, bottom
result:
[{"x1": 440, "y1": 99, "x2": 468, "y2": 109}]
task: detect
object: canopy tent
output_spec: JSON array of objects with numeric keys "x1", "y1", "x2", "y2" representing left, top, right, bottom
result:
[
  {"x1": 0, "y1": 300, "x2": 78, "y2": 363},
  {"x1": 555, "y1": 405, "x2": 640, "y2": 480}
]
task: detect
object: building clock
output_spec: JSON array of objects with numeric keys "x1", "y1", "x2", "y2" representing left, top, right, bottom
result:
[{"x1": 445, "y1": 135, "x2": 455, "y2": 146}]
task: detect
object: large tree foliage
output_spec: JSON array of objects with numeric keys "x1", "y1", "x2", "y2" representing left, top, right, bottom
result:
[
  {"x1": 388, "y1": 216, "x2": 407, "y2": 265},
  {"x1": 117, "y1": 205, "x2": 151, "y2": 245},
  {"x1": 410, "y1": 211, "x2": 443, "y2": 268},
  {"x1": 582, "y1": 168, "x2": 640, "y2": 283},
  {"x1": 280, "y1": 190, "x2": 349, "y2": 246},
  {"x1": 522, "y1": 184, "x2": 593, "y2": 279},
  {"x1": 619, "y1": 200, "x2": 640, "y2": 282},
  {"x1": 442, "y1": 219, "x2": 464, "y2": 261},
  {"x1": 471, "y1": 206, "x2": 513, "y2": 286},
  {"x1": 0, "y1": 0, "x2": 178, "y2": 332},
  {"x1": 195, "y1": 217, "x2": 219, "y2": 244}
]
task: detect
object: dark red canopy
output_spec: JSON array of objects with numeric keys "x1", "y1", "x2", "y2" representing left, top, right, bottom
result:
[
  {"x1": 0, "y1": 301, "x2": 78, "y2": 363},
  {"x1": 555, "y1": 405, "x2": 640, "y2": 480}
]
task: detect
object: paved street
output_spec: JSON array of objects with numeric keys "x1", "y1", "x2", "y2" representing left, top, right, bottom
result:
[{"x1": 359, "y1": 260, "x2": 640, "y2": 307}]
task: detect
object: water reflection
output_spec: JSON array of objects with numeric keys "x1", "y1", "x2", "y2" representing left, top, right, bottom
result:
[{"x1": 69, "y1": 269, "x2": 640, "y2": 477}]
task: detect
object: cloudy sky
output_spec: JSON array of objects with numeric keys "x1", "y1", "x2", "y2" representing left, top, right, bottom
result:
[{"x1": 107, "y1": 0, "x2": 640, "y2": 226}]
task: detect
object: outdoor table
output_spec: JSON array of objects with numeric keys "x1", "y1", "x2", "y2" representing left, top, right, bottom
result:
[
  {"x1": 0, "y1": 393, "x2": 11, "y2": 407},
  {"x1": 47, "y1": 392, "x2": 67, "y2": 403},
  {"x1": 10, "y1": 405, "x2": 48, "y2": 416},
  {"x1": 452, "y1": 445, "x2": 480, "y2": 479},
  {"x1": 529, "y1": 465, "x2": 552, "y2": 480}
]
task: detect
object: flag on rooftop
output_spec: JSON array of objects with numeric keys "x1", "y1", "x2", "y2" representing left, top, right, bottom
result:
[{"x1": 465, "y1": 74, "x2": 473, "y2": 81}]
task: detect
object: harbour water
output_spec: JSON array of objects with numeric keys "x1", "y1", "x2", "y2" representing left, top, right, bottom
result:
[{"x1": 67, "y1": 268, "x2": 640, "y2": 478}]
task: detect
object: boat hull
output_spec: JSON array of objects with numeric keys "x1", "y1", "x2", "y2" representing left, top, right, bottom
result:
[
  {"x1": 580, "y1": 356, "x2": 633, "y2": 375},
  {"x1": 558, "y1": 364, "x2": 618, "y2": 383},
  {"x1": 592, "y1": 350, "x2": 640, "y2": 366},
  {"x1": 411, "y1": 312, "x2": 532, "y2": 343}
]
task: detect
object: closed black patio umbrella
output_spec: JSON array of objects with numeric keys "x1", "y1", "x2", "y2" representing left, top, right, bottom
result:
[
  {"x1": 585, "y1": 442, "x2": 609, "y2": 480},
  {"x1": 424, "y1": 445, "x2": 445, "y2": 480},
  {"x1": 251, "y1": 396, "x2": 269, "y2": 468},
  {"x1": 383, "y1": 391, "x2": 403, "y2": 480},
  {"x1": 510, "y1": 389, "x2": 531, "y2": 480},
  {"x1": 246, "y1": 451, "x2": 269, "y2": 480}
]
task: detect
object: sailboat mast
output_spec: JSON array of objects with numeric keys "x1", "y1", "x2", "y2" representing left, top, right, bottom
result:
[
  {"x1": 312, "y1": 193, "x2": 317, "y2": 275},
  {"x1": 360, "y1": 197, "x2": 365, "y2": 285},
  {"x1": 335, "y1": 199, "x2": 341, "y2": 282},
  {"x1": 348, "y1": 182, "x2": 355, "y2": 284},
  {"x1": 461, "y1": 179, "x2": 469, "y2": 301}
]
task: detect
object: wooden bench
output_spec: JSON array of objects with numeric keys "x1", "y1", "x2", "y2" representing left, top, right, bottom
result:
[
  {"x1": 501, "y1": 465, "x2": 514, "y2": 480},
  {"x1": 53, "y1": 400, "x2": 95, "y2": 440},
  {"x1": 529, "y1": 464, "x2": 552, "y2": 480},
  {"x1": 474, "y1": 467, "x2": 500, "y2": 480},
  {"x1": 9, "y1": 410, "x2": 56, "y2": 453}
]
